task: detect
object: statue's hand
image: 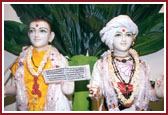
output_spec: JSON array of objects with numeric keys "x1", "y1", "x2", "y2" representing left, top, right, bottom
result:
[{"x1": 87, "y1": 84, "x2": 100, "y2": 98}]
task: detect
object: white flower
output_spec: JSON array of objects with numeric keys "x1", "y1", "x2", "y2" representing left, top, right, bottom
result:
[
  {"x1": 26, "y1": 45, "x2": 51, "y2": 77},
  {"x1": 108, "y1": 48, "x2": 140, "y2": 105}
]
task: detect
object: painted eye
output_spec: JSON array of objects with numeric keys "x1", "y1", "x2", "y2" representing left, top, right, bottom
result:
[
  {"x1": 126, "y1": 33, "x2": 133, "y2": 37},
  {"x1": 115, "y1": 33, "x2": 121, "y2": 37},
  {"x1": 29, "y1": 29, "x2": 35, "y2": 33},
  {"x1": 40, "y1": 30, "x2": 47, "y2": 33}
]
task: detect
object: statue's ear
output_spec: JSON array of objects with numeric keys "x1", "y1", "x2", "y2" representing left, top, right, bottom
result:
[{"x1": 48, "y1": 32, "x2": 55, "y2": 43}]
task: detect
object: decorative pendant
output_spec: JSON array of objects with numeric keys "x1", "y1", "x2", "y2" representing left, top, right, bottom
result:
[
  {"x1": 122, "y1": 59, "x2": 127, "y2": 63},
  {"x1": 125, "y1": 84, "x2": 129, "y2": 99},
  {"x1": 32, "y1": 76, "x2": 41, "y2": 97}
]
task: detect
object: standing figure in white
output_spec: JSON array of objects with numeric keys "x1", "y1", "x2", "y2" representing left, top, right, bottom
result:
[
  {"x1": 87, "y1": 15, "x2": 158, "y2": 111},
  {"x1": 4, "y1": 18, "x2": 74, "y2": 111}
]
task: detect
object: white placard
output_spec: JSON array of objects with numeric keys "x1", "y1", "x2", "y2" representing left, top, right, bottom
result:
[{"x1": 42, "y1": 65, "x2": 91, "y2": 83}]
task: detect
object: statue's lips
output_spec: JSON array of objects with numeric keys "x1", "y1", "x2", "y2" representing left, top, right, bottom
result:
[
  {"x1": 34, "y1": 38, "x2": 41, "y2": 42},
  {"x1": 120, "y1": 43, "x2": 127, "y2": 45}
]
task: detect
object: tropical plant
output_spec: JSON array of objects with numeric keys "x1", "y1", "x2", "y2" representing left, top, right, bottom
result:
[{"x1": 4, "y1": 4, "x2": 164, "y2": 57}]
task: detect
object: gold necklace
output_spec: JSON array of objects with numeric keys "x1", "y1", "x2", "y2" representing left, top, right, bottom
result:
[{"x1": 108, "y1": 48, "x2": 140, "y2": 105}]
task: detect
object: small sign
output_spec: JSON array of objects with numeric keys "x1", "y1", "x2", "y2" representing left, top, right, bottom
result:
[{"x1": 42, "y1": 65, "x2": 91, "y2": 83}]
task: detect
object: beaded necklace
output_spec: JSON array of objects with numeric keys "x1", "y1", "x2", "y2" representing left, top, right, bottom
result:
[
  {"x1": 114, "y1": 57, "x2": 132, "y2": 63},
  {"x1": 108, "y1": 48, "x2": 140, "y2": 105},
  {"x1": 111, "y1": 52, "x2": 135, "y2": 99}
]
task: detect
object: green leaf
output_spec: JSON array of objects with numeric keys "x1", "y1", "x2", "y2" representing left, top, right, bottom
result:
[
  {"x1": 134, "y1": 13, "x2": 164, "y2": 55},
  {"x1": 4, "y1": 21, "x2": 30, "y2": 55}
]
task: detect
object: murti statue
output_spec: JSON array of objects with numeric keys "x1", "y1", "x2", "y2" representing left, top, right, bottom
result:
[
  {"x1": 87, "y1": 15, "x2": 159, "y2": 111},
  {"x1": 4, "y1": 18, "x2": 74, "y2": 111}
]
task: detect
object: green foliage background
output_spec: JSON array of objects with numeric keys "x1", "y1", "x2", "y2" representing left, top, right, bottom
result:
[{"x1": 5, "y1": 4, "x2": 164, "y2": 57}]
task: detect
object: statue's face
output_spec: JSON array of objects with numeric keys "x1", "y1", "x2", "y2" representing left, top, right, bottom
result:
[
  {"x1": 113, "y1": 27, "x2": 134, "y2": 52},
  {"x1": 28, "y1": 21, "x2": 51, "y2": 48}
]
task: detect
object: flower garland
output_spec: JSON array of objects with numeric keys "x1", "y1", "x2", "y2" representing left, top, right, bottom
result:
[
  {"x1": 108, "y1": 48, "x2": 140, "y2": 105},
  {"x1": 26, "y1": 45, "x2": 51, "y2": 77}
]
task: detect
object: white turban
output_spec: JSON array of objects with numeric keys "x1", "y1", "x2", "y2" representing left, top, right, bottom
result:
[{"x1": 100, "y1": 15, "x2": 138, "y2": 50}]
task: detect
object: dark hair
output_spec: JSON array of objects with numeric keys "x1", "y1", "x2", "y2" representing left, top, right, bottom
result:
[{"x1": 29, "y1": 18, "x2": 52, "y2": 31}]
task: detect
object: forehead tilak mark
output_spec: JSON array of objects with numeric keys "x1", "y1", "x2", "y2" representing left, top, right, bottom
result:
[{"x1": 36, "y1": 24, "x2": 39, "y2": 27}]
